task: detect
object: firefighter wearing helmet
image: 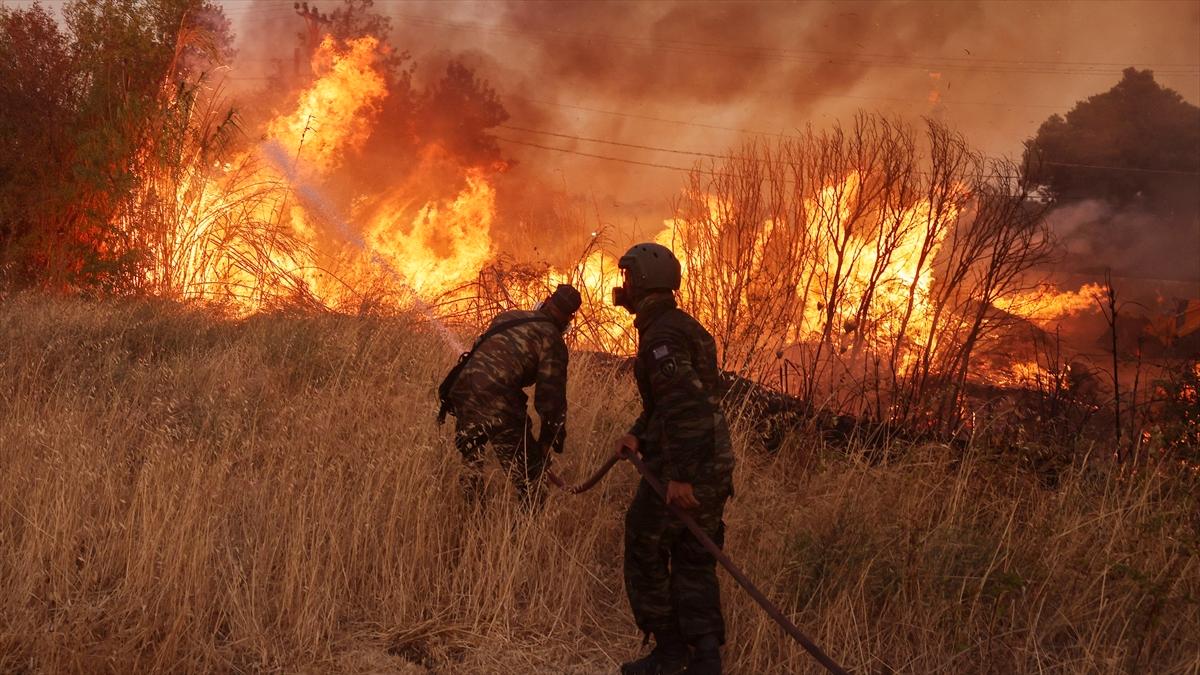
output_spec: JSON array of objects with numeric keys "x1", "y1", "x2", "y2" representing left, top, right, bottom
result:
[{"x1": 612, "y1": 243, "x2": 735, "y2": 675}]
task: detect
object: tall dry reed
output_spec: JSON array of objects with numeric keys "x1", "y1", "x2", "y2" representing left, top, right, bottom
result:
[{"x1": 1, "y1": 295, "x2": 1196, "y2": 673}]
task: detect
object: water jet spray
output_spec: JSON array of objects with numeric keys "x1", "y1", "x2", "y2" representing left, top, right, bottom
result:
[{"x1": 260, "y1": 140, "x2": 466, "y2": 354}]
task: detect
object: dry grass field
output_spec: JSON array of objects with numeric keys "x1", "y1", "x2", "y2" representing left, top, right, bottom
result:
[{"x1": 1, "y1": 295, "x2": 1197, "y2": 674}]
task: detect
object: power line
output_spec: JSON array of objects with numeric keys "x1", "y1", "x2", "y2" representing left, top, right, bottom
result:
[
  {"x1": 501, "y1": 123, "x2": 1200, "y2": 177},
  {"x1": 506, "y1": 94, "x2": 1113, "y2": 155},
  {"x1": 391, "y1": 13, "x2": 1200, "y2": 77},
  {"x1": 499, "y1": 124, "x2": 736, "y2": 161},
  {"x1": 1039, "y1": 160, "x2": 1200, "y2": 176},
  {"x1": 498, "y1": 133, "x2": 998, "y2": 182},
  {"x1": 494, "y1": 135, "x2": 700, "y2": 174}
]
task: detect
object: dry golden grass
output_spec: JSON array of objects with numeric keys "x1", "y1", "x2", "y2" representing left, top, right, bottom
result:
[{"x1": 1, "y1": 295, "x2": 1197, "y2": 674}]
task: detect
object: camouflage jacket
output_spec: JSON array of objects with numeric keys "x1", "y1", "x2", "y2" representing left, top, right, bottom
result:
[
  {"x1": 628, "y1": 295, "x2": 734, "y2": 486},
  {"x1": 449, "y1": 309, "x2": 569, "y2": 447}
]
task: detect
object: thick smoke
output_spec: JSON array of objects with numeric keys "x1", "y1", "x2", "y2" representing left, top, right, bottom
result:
[
  {"x1": 494, "y1": 2, "x2": 986, "y2": 105},
  {"x1": 226, "y1": 1, "x2": 1199, "y2": 282},
  {"x1": 1050, "y1": 201, "x2": 1200, "y2": 283}
]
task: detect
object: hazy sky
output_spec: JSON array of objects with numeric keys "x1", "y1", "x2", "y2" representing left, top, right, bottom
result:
[
  {"x1": 213, "y1": 1, "x2": 1199, "y2": 228},
  {"x1": 7, "y1": 0, "x2": 1197, "y2": 274}
]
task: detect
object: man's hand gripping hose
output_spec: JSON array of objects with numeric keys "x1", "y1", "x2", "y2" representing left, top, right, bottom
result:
[{"x1": 543, "y1": 446, "x2": 849, "y2": 675}]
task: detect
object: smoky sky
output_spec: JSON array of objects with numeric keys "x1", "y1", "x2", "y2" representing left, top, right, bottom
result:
[
  {"x1": 491, "y1": 2, "x2": 988, "y2": 107},
  {"x1": 226, "y1": 0, "x2": 1200, "y2": 283}
]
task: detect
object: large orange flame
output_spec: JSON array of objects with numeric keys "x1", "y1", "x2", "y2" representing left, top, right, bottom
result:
[
  {"x1": 267, "y1": 37, "x2": 388, "y2": 174},
  {"x1": 165, "y1": 36, "x2": 497, "y2": 312},
  {"x1": 163, "y1": 31, "x2": 1103, "y2": 390}
]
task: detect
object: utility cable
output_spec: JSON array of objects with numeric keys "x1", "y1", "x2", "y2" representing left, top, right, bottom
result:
[
  {"x1": 393, "y1": 13, "x2": 1199, "y2": 77},
  {"x1": 499, "y1": 125, "x2": 1200, "y2": 177}
]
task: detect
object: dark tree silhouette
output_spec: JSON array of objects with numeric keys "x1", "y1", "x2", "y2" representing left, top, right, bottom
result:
[
  {"x1": 417, "y1": 61, "x2": 510, "y2": 167},
  {"x1": 1024, "y1": 68, "x2": 1200, "y2": 209}
]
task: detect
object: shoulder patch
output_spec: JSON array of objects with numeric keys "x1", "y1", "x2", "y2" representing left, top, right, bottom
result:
[{"x1": 652, "y1": 345, "x2": 670, "y2": 360}]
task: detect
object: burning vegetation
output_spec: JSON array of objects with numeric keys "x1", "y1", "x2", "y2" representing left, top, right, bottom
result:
[
  {"x1": 1, "y1": 2, "x2": 1199, "y2": 673},
  {"x1": 2, "y1": 0, "x2": 1200, "y2": 456},
  {"x1": 0, "y1": 1, "x2": 1196, "y2": 452}
]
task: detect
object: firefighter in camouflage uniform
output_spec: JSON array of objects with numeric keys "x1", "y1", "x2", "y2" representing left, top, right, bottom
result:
[
  {"x1": 612, "y1": 243, "x2": 735, "y2": 675},
  {"x1": 444, "y1": 284, "x2": 582, "y2": 505}
]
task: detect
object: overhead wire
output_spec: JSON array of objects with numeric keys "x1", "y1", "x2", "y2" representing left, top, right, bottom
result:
[
  {"x1": 389, "y1": 12, "x2": 1200, "y2": 77},
  {"x1": 498, "y1": 124, "x2": 1200, "y2": 177},
  {"x1": 494, "y1": 136, "x2": 701, "y2": 175},
  {"x1": 499, "y1": 124, "x2": 737, "y2": 161},
  {"x1": 1035, "y1": 160, "x2": 1200, "y2": 176}
]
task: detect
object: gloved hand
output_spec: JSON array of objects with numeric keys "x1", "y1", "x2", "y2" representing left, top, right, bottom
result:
[{"x1": 541, "y1": 420, "x2": 565, "y2": 454}]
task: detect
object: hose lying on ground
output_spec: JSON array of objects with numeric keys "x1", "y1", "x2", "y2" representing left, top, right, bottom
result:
[{"x1": 545, "y1": 455, "x2": 849, "y2": 675}]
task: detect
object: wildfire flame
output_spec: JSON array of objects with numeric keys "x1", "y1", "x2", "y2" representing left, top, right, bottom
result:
[
  {"x1": 995, "y1": 282, "x2": 1105, "y2": 326},
  {"x1": 266, "y1": 37, "x2": 388, "y2": 174},
  {"x1": 163, "y1": 31, "x2": 1106, "y2": 385},
  {"x1": 167, "y1": 36, "x2": 497, "y2": 311},
  {"x1": 364, "y1": 168, "x2": 496, "y2": 296}
]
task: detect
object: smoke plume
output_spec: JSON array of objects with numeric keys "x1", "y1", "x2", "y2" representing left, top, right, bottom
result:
[{"x1": 226, "y1": 0, "x2": 1199, "y2": 279}]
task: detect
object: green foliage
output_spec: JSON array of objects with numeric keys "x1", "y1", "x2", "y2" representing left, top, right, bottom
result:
[
  {"x1": 1024, "y1": 68, "x2": 1200, "y2": 208},
  {"x1": 0, "y1": 0, "x2": 235, "y2": 292},
  {"x1": 0, "y1": 4, "x2": 79, "y2": 282}
]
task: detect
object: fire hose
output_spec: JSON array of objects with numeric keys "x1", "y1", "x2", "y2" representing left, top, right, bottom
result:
[{"x1": 545, "y1": 458, "x2": 849, "y2": 675}]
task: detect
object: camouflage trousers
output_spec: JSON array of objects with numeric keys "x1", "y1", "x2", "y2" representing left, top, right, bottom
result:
[
  {"x1": 624, "y1": 475, "x2": 729, "y2": 644},
  {"x1": 454, "y1": 416, "x2": 548, "y2": 506}
]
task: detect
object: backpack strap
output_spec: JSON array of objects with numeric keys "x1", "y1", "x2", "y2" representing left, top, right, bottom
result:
[{"x1": 473, "y1": 315, "x2": 556, "y2": 350}]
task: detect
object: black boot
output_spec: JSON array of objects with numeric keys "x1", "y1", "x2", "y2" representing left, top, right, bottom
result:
[
  {"x1": 620, "y1": 632, "x2": 689, "y2": 675},
  {"x1": 683, "y1": 634, "x2": 722, "y2": 675}
]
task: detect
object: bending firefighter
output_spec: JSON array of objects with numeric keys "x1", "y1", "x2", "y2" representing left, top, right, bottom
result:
[
  {"x1": 437, "y1": 284, "x2": 582, "y2": 506},
  {"x1": 612, "y1": 243, "x2": 735, "y2": 675}
]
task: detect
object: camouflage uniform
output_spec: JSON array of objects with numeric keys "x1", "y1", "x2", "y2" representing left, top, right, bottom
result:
[
  {"x1": 448, "y1": 309, "x2": 569, "y2": 502},
  {"x1": 624, "y1": 294, "x2": 735, "y2": 646}
]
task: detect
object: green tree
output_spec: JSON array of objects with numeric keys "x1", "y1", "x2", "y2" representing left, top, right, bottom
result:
[
  {"x1": 0, "y1": 4, "x2": 80, "y2": 285},
  {"x1": 417, "y1": 60, "x2": 510, "y2": 167},
  {"x1": 0, "y1": 0, "x2": 235, "y2": 291}
]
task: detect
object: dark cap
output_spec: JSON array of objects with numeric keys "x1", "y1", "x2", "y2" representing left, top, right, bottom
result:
[{"x1": 545, "y1": 283, "x2": 582, "y2": 315}]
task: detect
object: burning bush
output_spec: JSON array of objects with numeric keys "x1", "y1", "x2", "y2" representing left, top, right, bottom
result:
[
  {"x1": 1146, "y1": 360, "x2": 1200, "y2": 466},
  {"x1": 655, "y1": 116, "x2": 1056, "y2": 433}
]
